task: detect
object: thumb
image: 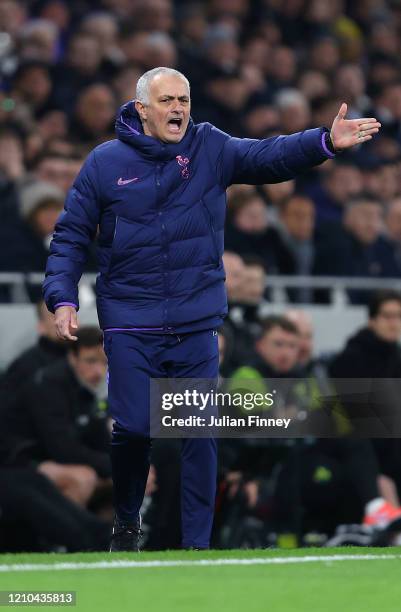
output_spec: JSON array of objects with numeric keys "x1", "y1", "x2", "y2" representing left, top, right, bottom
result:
[
  {"x1": 70, "y1": 309, "x2": 78, "y2": 329},
  {"x1": 337, "y1": 102, "x2": 347, "y2": 120}
]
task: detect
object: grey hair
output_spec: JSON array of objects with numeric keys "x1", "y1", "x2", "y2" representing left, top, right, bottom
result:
[
  {"x1": 275, "y1": 88, "x2": 308, "y2": 110},
  {"x1": 135, "y1": 67, "x2": 190, "y2": 105}
]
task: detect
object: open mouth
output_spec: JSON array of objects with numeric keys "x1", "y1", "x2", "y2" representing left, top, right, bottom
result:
[{"x1": 167, "y1": 117, "x2": 183, "y2": 133}]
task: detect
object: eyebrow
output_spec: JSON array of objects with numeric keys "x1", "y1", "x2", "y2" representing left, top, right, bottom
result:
[{"x1": 158, "y1": 95, "x2": 190, "y2": 101}]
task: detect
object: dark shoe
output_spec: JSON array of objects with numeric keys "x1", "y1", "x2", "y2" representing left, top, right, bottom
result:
[{"x1": 109, "y1": 515, "x2": 142, "y2": 552}]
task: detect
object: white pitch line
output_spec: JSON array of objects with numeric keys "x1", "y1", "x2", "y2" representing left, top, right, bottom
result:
[{"x1": 0, "y1": 554, "x2": 401, "y2": 573}]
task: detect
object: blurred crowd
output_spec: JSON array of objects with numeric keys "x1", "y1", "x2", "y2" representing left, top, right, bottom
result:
[
  {"x1": 1, "y1": 0, "x2": 401, "y2": 301},
  {"x1": 2, "y1": 289, "x2": 401, "y2": 551},
  {"x1": 2, "y1": 0, "x2": 401, "y2": 551}
]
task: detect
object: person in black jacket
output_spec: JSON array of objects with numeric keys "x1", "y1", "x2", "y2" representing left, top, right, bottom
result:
[
  {"x1": 330, "y1": 290, "x2": 401, "y2": 520},
  {"x1": 1, "y1": 327, "x2": 112, "y2": 509},
  {"x1": 3, "y1": 300, "x2": 67, "y2": 395},
  {"x1": 314, "y1": 195, "x2": 401, "y2": 304}
]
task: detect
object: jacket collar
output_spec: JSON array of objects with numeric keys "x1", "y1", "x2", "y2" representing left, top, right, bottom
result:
[{"x1": 115, "y1": 100, "x2": 195, "y2": 161}]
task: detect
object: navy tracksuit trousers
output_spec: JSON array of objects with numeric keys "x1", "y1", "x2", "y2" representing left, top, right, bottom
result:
[{"x1": 103, "y1": 329, "x2": 218, "y2": 549}]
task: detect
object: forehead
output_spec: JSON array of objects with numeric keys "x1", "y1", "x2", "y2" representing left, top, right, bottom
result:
[
  {"x1": 379, "y1": 300, "x2": 401, "y2": 312},
  {"x1": 77, "y1": 344, "x2": 104, "y2": 357},
  {"x1": 149, "y1": 74, "x2": 190, "y2": 98},
  {"x1": 266, "y1": 326, "x2": 298, "y2": 341}
]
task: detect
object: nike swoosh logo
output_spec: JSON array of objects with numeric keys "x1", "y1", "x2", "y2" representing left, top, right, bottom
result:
[{"x1": 117, "y1": 177, "x2": 139, "y2": 185}]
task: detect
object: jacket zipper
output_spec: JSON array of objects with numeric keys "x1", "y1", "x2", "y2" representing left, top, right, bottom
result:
[
  {"x1": 107, "y1": 215, "x2": 119, "y2": 277},
  {"x1": 201, "y1": 199, "x2": 219, "y2": 267},
  {"x1": 155, "y1": 164, "x2": 173, "y2": 332}
]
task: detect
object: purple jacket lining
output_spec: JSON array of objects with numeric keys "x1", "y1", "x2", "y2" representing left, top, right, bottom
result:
[
  {"x1": 103, "y1": 327, "x2": 165, "y2": 332},
  {"x1": 321, "y1": 132, "x2": 336, "y2": 159},
  {"x1": 54, "y1": 302, "x2": 77, "y2": 309}
]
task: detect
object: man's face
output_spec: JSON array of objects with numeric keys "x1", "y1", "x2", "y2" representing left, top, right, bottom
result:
[
  {"x1": 36, "y1": 157, "x2": 71, "y2": 192},
  {"x1": 369, "y1": 300, "x2": 401, "y2": 343},
  {"x1": 242, "y1": 264, "x2": 265, "y2": 304},
  {"x1": 235, "y1": 197, "x2": 268, "y2": 233},
  {"x1": 69, "y1": 345, "x2": 108, "y2": 391},
  {"x1": 345, "y1": 202, "x2": 383, "y2": 245},
  {"x1": 386, "y1": 199, "x2": 401, "y2": 242},
  {"x1": 135, "y1": 74, "x2": 190, "y2": 143},
  {"x1": 256, "y1": 326, "x2": 300, "y2": 373},
  {"x1": 281, "y1": 197, "x2": 315, "y2": 241}
]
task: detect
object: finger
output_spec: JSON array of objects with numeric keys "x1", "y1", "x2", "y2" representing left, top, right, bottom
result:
[
  {"x1": 357, "y1": 134, "x2": 373, "y2": 143},
  {"x1": 337, "y1": 102, "x2": 347, "y2": 119},
  {"x1": 360, "y1": 127, "x2": 380, "y2": 136},
  {"x1": 357, "y1": 117, "x2": 380, "y2": 124},
  {"x1": 65, "y1": 332, "x2": 78, "y2": 341},
  {"x1": 359, "y1": 122, "x2": 381, "y2": 131},
  {"x1": 57, "y1": 317, "x2": 77, "y2": 341}
]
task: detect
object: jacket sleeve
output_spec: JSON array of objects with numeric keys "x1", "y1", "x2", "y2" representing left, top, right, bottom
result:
[
  {"x1": 42, "y1": 150, "x2": 101, "y2": 313},
  {"x1": 207, "y1": 124, "x2": 335, "y2": 188}
]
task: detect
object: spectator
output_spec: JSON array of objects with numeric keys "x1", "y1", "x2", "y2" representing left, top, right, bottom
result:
[
  {"x1": 1, "y1": 326, "x2": 112, "y2": 508},
  {"x1": 385, "y1": 196, "x2": 401, "y2": 268},
  {"x1": 31, "y1": 150, "x2": 83, "y2": 193},
  {"x1": 314, "y1": 195, "x2": 401, "y2": 303},
  {"x1": 275, "y1": 307, "x2": 401, "y2": 537},
  {"x1": 330, "y1": 290, "x2": 401, "y2": 506},
  {"x1": 277, "y1": 194, "x2": 316, "y2": 302},
  {"x1": 275, "y1": 89, "x2": 311, "y2": 135},
  {"x1": 225, "y1": 186, "x2": 295, "y2": 275},
  {"x1": 70, "y1": 84, "x2": 116, "y2": 145},
  {"x1": 305, "y1": 161, "x2": 363, "y2": 226},
  {"x1": 221, "y1": 251, "x2": 261, "y2": 374},
  {"x1": 3, "y1": 299, "x2": 67, "y2": 394},
  {"x1": 50, "y1": 31, "x2": 105, "y2": 111},
  {"x1": 0, "y1": 466, "x2": 111, "y2": 552},
  {"x1": 0, "y1": 180, "x2": 64, "y2": 299},
  {"x1": 11, "y1": 61, "x2": 53, "y2": 116}
]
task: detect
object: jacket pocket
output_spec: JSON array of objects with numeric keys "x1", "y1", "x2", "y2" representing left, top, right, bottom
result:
[{"x1": 201, "y1": 200, "x2": 220, "y2": 266}]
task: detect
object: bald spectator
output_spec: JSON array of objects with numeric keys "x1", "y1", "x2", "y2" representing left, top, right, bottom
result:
[{"x1": 275, "y1": 89, "x2": 311, "y2": 134}]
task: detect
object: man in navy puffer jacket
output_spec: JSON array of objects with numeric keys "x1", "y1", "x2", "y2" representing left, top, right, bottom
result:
[{"x1": 43, "y1": 67, "x2": 381, "y2": 551}]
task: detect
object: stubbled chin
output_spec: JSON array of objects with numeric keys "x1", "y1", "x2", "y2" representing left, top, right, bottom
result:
[{"x1": 163, "y1": 133, "x2": 184, "y2": 143}]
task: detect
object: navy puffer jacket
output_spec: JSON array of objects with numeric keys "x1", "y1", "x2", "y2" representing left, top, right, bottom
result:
[{"x1": 43, "y1": 102, "x2": 333, "y2": 332}]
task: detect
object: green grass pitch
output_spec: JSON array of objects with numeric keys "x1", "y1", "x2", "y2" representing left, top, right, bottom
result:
[{"x1": 1, "y1": 547, "x2": 401, "y2": 611}]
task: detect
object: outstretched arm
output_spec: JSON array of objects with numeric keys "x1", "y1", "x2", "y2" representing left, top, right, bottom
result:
[{"x1": 210, "y1": 102, "x2": 381, "y2": 187}]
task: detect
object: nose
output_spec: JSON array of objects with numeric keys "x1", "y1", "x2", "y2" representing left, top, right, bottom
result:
[{"x1": 171, "y1": 99, "x2": 184, "y2": 113}]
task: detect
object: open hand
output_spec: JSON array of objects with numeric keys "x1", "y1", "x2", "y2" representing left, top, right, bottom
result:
[{"x1": 330, "y1": 103, "x2": 381, "y2": 150}]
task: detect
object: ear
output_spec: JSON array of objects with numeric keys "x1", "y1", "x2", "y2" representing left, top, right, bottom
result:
[{"x1": 135, "y1": 100, "x2": 147, "y2": 121}]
